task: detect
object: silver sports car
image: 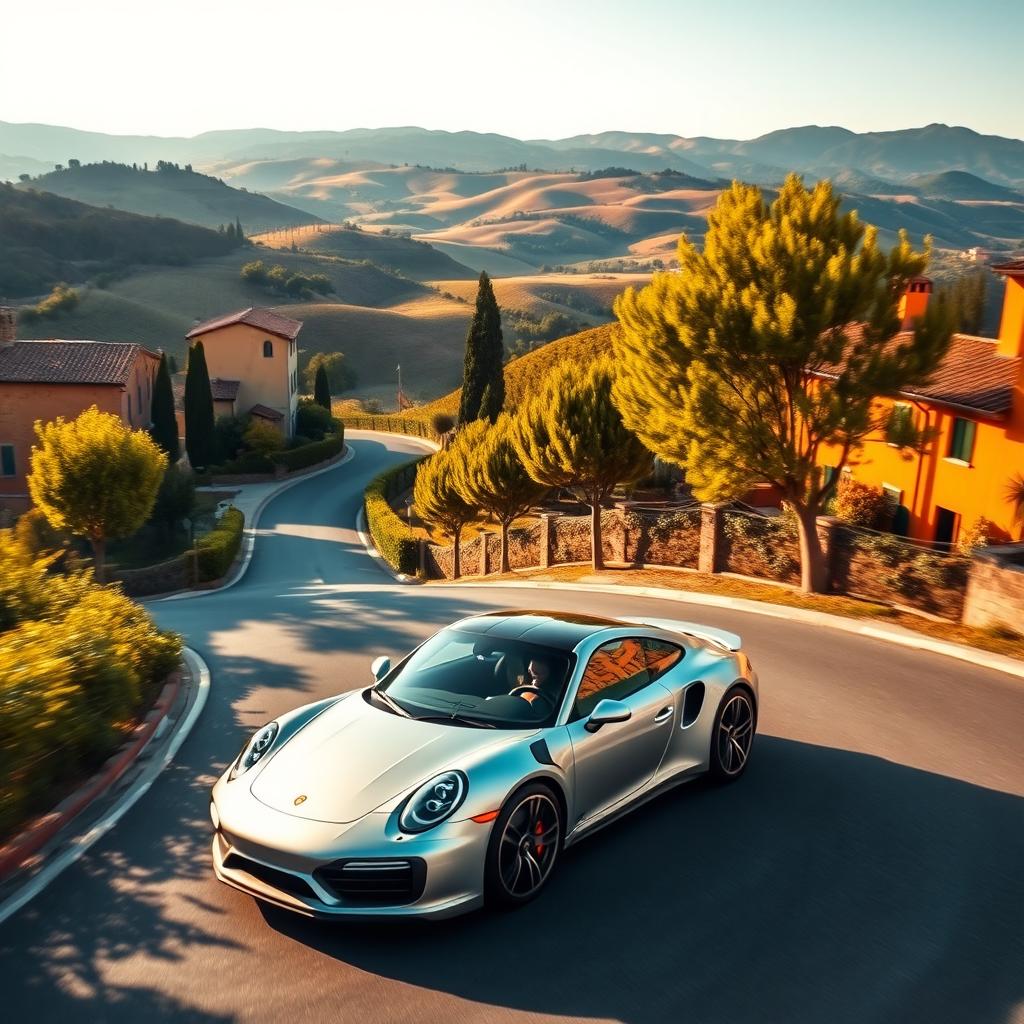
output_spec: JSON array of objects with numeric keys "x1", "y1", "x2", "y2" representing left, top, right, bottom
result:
[{"x1": 211, "y1": 610, "x2": 758, "y2": 919}]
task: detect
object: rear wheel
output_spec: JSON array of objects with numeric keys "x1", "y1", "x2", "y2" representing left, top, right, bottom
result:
[
  {"x1": 484, "y1": 783, "x2": 562, "y2": 908},
  {"x1": 709, "y1": 686, "x2": 756, "y2": 781}
]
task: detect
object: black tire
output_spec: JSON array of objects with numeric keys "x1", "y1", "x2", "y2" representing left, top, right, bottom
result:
[
  {"x1": 709, "y1": 684, "x2": 757, "y2": 782},
  {"x1": 484, "y1": 782, "x2": 563, "y2": 909}
]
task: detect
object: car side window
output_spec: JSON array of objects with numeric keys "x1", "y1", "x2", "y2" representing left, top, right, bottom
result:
[
  {"x1": 643, "y1": 638, "x2": 684, "y2": 681},
  {"x1": 574, "y1": 638, "x2": 650, "y2": 718}
]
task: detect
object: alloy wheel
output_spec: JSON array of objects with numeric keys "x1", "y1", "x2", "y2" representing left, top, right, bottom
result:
[
  {"x1": 716, "y1": 692, "x2": 754, "y2": 776},
  {"x1": 498, "y1": 793, "x2": 560, "y2": 898}
]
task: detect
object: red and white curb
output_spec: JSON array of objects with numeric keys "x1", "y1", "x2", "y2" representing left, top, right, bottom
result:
[{"x1": 0, "y1": 647, "x2": 210, "y2": 926}]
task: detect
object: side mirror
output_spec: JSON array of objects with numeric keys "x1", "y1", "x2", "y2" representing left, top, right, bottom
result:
[
  {"x1": 584, "y1": 698, "x2": 632, "y2": 733},
  {"x1": 371, "y1": 656, "x2": 391, "y2": 682}
]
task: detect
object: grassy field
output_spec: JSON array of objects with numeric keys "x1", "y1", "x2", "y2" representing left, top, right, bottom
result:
[
  {"x1": 17, "y1": 248, "x2": 429, "y2": 361},
  {"x1": 431, "y1": 272, "x2": 647, "y2": 324}
]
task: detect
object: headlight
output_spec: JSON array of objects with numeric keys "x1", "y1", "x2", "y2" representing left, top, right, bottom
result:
[
  {"x1": 230, "y1": 722, "x2": 279, "y2": 780},
  {"x1": 398, "y1": 771, "x2": 467, "y2": 833}
]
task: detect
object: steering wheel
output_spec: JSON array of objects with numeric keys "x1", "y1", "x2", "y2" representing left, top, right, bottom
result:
[{"x1": 508, "y1": 686, "x2": 554, "y2": 709}]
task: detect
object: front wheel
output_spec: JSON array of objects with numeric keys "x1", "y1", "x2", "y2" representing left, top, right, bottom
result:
[
  {"x1": 709, "y1": 685, "x2": 756, "y2": 782},
  {"x1": 484, "y1": 783, "x2": 562, "y2": 908}
]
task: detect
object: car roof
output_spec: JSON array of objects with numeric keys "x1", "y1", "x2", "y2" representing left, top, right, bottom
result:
[{"x1": 451, "y1": 610, "x2": 624, "y2": 650}]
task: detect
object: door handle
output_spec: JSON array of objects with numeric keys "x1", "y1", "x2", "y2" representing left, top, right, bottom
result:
[{"x1": 654, "y1": 707, "x2": 674, "y2": 723}]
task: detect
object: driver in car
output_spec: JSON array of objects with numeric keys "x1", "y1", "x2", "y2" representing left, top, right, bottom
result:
[{"x1": 515, "y1": 658, "x2": 552, "y2": 705}]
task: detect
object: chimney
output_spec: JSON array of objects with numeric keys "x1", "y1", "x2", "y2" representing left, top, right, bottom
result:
[
  {"x1": 898, "y1": 276, "x2": 932, "y2": 331},
  {"x1": 992, "y1": 261, "x2": 1024, "y2": 359},
  {"x1": 0, "y1": 305, "x2": 16, "y2": 348}
]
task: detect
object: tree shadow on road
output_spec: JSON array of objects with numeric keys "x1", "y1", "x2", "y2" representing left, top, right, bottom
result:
[{"x1": 264, "y1": 735, "x2": 1024, "y2": 1024}]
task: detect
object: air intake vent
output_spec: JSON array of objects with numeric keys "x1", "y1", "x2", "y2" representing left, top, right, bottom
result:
[
  {"x1": 315, "y1": 858, "x2": 427, "y2": 905},
  {"x1": 682, "y1": 682, "x2": 705, "y2": 727},
  {"x1": 223, "y1": 852, "x2": 317, "y2": 899}
]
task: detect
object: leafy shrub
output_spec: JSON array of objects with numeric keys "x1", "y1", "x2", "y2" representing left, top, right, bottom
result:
[
  {"x1": 365, "y1": 460, "x2": 422, "y2": 574},
  {"x1": 957, "y1": 516, "x2": 994, "y2": 555},
  {"x1": 0, "y1": 531, "x2": 182, "y2": 838},
  {"x1": 273, "y1": 432, "x2": 344, "y2": 472},
  {"x1": 831, "y1": 476, "x2": 889, "y2": 529},
  {"x1": 194, "y1": 507, "x2": 244, "y2": 580},
  {"x1": 295, "y1": 398, "x2": 337, "y2": 441},
  {"x1": 431, "y1": 413, "x2": 455, "y2": 436},
  {"x1": 243, "y1": 419, "x2": 285, "y2": 458},
  {"x1": 214, "y1": 414, "x2": 247, "y2": 463}
]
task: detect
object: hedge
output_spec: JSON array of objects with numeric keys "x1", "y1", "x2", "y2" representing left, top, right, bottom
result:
[
  {"x1": 212, "y1": 451, "x2": 275, "y2": 475},
  {"x1": 273, "y1": 429, "x2": 344, "y2": 472},
  {"x1": 0, "y1": 531, "x2": 182, "y2": 840},
  {"x1": 211, "y1": 428, "x2": 345, "y2": 477},
  {"x1": 195, "y1": 507, "x2": 244, "y2": 581},
  {"x1": 365, "y1": 458, "x2": 423, "y2": 575},
  {"x1": 341, "y1": 414, "x2": 433, "y2": 439}
]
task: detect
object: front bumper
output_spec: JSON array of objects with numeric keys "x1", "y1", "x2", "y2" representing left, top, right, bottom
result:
[{"x1": 211, "y1": 795, "x2": 490, "y2": 920}]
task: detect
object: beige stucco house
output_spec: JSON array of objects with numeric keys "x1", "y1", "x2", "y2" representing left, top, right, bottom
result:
[{"x1": 184, "y1": 307, "x2": 302, "y2": 437}]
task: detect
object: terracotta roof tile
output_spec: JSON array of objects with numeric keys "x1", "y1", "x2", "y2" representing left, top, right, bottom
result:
[
  {"x1": 211, "y1": 378, "x2": 240, "y2": 401},
  {"x1": 249, "y1": 403, "x2": 284, "y2": 420},
  {"x1": 186, "y1": 307, "x2": 303, "y2": 341},
  {"x1": 0, "y1": 340, "x2": 148, "y2": 385},
  {"x1": 817, "y1": 329, "x2": 1020, "y2": 417},
  {"x1": 993, "y1": 259, "x2": 1024, "y2": 275}
]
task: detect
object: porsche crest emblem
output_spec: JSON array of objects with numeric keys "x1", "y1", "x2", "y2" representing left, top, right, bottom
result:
[{"x1": 293, "y1": 794, "x2": 307, "y2": 806}]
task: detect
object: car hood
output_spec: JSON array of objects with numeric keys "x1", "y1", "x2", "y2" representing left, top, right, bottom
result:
[{"x1": 249, "y1": 692, "x2": 526, "y2": 823}]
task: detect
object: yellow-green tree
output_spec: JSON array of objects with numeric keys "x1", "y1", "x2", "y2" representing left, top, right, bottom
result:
[
  {"x1": 614, "y1": 175, "x2": 953, "y2": 592},
  {"x1": 28, "y1": 406, "x2": 167, "y2": 582},
  {"x1": 413, "y1": 433, "x2": 480, "y2": 578},
  {"x1": 511, "y1": 358, "x2": 650, "y2": 569},
  {"x1": 452, "y1": 415, "x2": 549, "y2": 573}
]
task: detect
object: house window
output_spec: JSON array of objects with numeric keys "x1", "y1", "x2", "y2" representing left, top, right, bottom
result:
[
  {"x1": 137, "y1": 384, "x2": 143, "y2": 414},
  {"x1": 948, "y1": 417, "x2": 975, "y2": 464},
  {"x1": 886, "y1": 402, "x2": 914, "y2": 447},
  {"x1": 1, "y1": 444, "x2": 15, "y2": 477},
  {"x1": 263, "y1": 339, "x2": 273, "y2": 358},
  {"x1": 128, "y1": 393, "x2": 132, "y2": 418}
]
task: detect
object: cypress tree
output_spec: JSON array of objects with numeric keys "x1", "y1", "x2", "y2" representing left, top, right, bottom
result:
[
  {"x1": 458, "y1": 271, "x2": 505, "y2": 424},
  {"x1": 235, "y1": 217, "x2": 244, "y2": 242},
  {"x1": 184, "y1": 341, "x2": 215, "y2": 470},
  {"x1": 314, "y1": 363, "x2": 332, "y2": 410},
  {"x1": 150, "y1": 351, "x2": 180, "y2": 463}
]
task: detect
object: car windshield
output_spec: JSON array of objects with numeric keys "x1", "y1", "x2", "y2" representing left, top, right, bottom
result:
[{"x1": 376, "y1": 628, "x2": 574, "y2": 729}]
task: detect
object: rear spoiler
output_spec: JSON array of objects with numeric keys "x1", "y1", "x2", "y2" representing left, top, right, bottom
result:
[{"x1": 620, "y1": 617, "x2": 742, "y2": 653}]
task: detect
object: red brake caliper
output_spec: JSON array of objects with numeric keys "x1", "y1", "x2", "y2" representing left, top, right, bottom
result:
[{"x1": 534, "y1": 819, "x2": 544, "y2": 856}]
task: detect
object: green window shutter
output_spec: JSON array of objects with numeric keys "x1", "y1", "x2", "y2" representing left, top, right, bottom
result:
[
  {"x1": 1, "y1": 445, "x2": 14, "y2": 476},
  {"x1": 950, "y1": 418, "x2": 976, "y2": 462}
]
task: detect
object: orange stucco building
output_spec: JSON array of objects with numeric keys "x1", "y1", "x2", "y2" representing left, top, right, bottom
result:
[
  {"x1": 817, "y1": 265, "x2": 1024, "y2": 545},
  {"x1": 183, "y1": 307, "x2": 301, "y2": 437},
  {"x1": 0, "y1": 307, "x2": 160, "y2": 513}
]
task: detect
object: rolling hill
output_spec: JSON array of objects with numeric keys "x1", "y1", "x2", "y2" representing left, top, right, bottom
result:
[
  {"x1": 0, "y1": 183, "x2": 241, "y2": 297},
  {"x1": 17, "y1": 160, "x2": 317, "y2": 232},
  {"x1": 416, "y1": 322, "x2": 619, "y2": 419},
  {"x1": 251, "y1": 223, "x2": 477, "y2": 280}
]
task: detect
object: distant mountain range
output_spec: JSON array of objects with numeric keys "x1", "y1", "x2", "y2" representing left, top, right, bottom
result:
[{"x1": 2, "y1": 121, "x2": 1024, "y2": 187}]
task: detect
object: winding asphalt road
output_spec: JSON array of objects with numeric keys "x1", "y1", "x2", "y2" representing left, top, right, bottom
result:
[{"x1": 2, "y1": 433, "x2": 1022, "y2": 1024}]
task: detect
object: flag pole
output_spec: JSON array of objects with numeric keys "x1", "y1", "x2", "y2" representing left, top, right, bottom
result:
[{"x1": 397, "y1": 363, "x2": 402, "y2": 412}]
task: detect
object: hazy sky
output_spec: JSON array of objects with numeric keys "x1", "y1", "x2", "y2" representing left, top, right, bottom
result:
[{"x1": 2, "y1": 0, "x2": 1020, "y2": 141}]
